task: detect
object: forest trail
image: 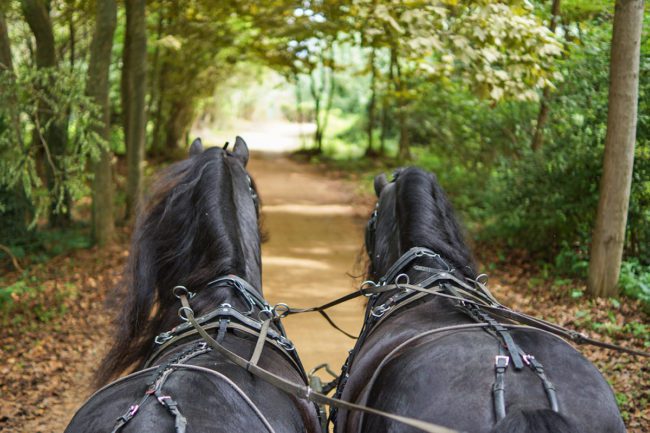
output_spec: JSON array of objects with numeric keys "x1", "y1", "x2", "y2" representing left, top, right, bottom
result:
[
  {"x1": 3, "y1": 150, "x2": 369, "y2": 433},
  {"x1": 249, "y1": 153, "x2": 367, "y2": 372},
  {"x1": 3, "y1": 137, "x2": 647, "y2": 433}
]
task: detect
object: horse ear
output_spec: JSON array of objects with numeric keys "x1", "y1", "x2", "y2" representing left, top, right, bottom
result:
[
  {"x1": 374, "y1": 173, "x2": 388, "y2": 197},
  {"x1": 189, "y1": 138, "x2": 204, "y2": 156},
  {"x1": 233, "y1": 136, "x2": 249, "y2": 166}
]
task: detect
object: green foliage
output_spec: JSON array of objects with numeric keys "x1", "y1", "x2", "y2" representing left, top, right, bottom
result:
[
  {"x1": 0, "y1": 225, "x2": 88, "y2": 323},
  {"x1": 0, "y1": 66, "x2": 105, "y2": 226},
  {"x1": 0, "y1": 274, "x2": 77, "y2": 325},
  {"x1": 619, "y1": 260, "x2": 650, "y2": 307},
  {"x1": 481, "y1": 15, "x2": 650, "y2": 268},
  {"x1": 320, "y1": 4, "x2": 649, "y2": 303}
]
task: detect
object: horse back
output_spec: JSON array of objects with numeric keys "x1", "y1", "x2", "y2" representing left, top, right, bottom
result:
[
  {"x1": 338, "y1": 300, "x2": 625, "y2": 433},
  {"x1": 66, "y1": 343, "x2": 319, "y2": 433}
]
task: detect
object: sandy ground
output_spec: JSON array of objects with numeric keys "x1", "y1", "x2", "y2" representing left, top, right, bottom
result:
[{"x1": 249, "y1": 153, "x2": 367, "y2": 374}]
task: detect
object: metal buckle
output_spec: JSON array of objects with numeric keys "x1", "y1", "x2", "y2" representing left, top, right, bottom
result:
[
  {"x1": 274, "y1": 303, "x2": 290, "y2": 318},
  {"x1": 172, "y1": 285, "x2": 195, "y2": 299},
  {"x1": 394, "y1": 273, "x2": 410, "y2": 287},
  {"x1": 495, "y1": 355, "x2": 510, "y2": 368},
  {"x1": 359, "y1": 280, "x2": 379, "y2": 297},
  {"x1": 258, "y1": 308, "x2": 274, "y2": 321}
]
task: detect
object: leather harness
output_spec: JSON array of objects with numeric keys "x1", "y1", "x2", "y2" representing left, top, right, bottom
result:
[
  {"x1": 108, "y1": 275, "x2": 308, "y2": 433},
  {"x1": 100, "y1": 254, "x2": 647, "y2": 433},
  {"x1": 330, "y1": 247, "x2": 562, "y2": 428}
]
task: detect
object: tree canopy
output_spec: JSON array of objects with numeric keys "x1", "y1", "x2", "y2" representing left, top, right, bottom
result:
[{"x1": 0, "y1": 0, "x2": 648, "y2": 302}]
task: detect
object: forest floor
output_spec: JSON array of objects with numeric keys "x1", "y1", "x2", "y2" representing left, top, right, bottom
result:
[{"x1": 1, "y1": 151, "x2": 648, "y2": 432}]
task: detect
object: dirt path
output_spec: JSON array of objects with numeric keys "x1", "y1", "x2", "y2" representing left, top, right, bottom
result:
[
  {"x1": 4, "y1": 149, "x2": 646, "y2": 432},
  {"x1": 1, "y1": 152, "x2": 368, "y2": 433},
  {"x1": 248, "y1": 153, "x2": 367, "y2": 373}
]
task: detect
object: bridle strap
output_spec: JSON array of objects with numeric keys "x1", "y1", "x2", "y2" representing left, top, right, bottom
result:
[{"x1": 178, "y1": 294, "x2": 459, "y2": 433}]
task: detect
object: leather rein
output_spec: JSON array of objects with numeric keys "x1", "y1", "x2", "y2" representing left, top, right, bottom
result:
[
  {"x1": 106, "y1": 246, "x2": 647, "y2": 433},
  {"x1": 107, "y1": 274, "x2": 459, "y2": 433},
  {"x1": 108, "y1": 275, "x2": 309, "y2": 433},
  {"x1": 282, "y1": 247, "x2": 649, "y2": 358},
  {"x1": 321, "y1": 246, "x2": 649, "y2": 429}
]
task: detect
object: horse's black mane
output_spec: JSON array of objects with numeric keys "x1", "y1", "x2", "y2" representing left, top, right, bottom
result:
[
  {"x1": 97, "y1": 146, "x2": 262, "y2": 385},
  {"x1": 371, "y1": 167, "x2": 477, "y2": 280}
]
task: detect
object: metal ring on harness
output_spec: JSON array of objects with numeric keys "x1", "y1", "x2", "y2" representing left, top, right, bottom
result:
[
  {"x1": 395, "y1": 273, "x2": 410, "y2": 288},
  {"x1": 258, "y1": 308, "x2": 274, "y2": 321},
  {"x1": 274, "y1": 303, "x2": 290, "y2": 318},
  {"x1": 173, "y1": 286, "x2": 190, "y2": 299},
  {"x1": 178, "y1": 306, "x2": 194, "y2": 322},
  {"x1": 359, "y1": 280, "x2": 379, "y2": 296}
]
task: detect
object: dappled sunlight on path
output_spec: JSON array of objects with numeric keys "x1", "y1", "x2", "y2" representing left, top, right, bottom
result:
[{"x1": 248, "y1": 153, "x2": 368, "y2": 373}]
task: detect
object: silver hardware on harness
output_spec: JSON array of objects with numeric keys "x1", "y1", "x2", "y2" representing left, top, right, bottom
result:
[
  {"x1": 178, "y1": 306, "x2": 194, "y2": 322},
  {"x1": 154, "y1": 331, "x2": 173, "y2": 345},
  {"x1": 371, "y1": 304, "x2": 389, "y2": 318}
]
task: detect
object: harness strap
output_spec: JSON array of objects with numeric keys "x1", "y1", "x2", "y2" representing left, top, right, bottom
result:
[
  {"x1": 465, "y1": 305, "x2": 524, "y2": 370},
  {"x1": 216, "y1": 318, "x2": 228, "y2": 343},
  {"x1": 155, "y1": 390, "x2": 187, "y2": 433},
  {"x1": 318, "y1": 310, "x2": 357, "y2": 339},
  {"x1": 492, "y1": 350, "x2": 509, "y2": 422},
  {"x1": 171, "y1": 364, "x2": 277, "y2": 433},
  {"x1": 111, "y1": 343, "x2": 209, "y2": 432},
  {"x1": 110, "y1": 395, "x2": 149, "y2": 433},
  {"x1": 179, "y1": 294, "x2": 459, "y2": 433},
  {"x1": 279, "y1": 247, "x2": 649, "y2": 357},
  {"x1": 308, "y1": 281, "x2": 649, "y2": 358},
  {"x1": 249, "y1": 317, "x2": 271, "y2": 368},
  {"x1": 524, "y1": 355, "x2": 559, "y2": 412},
  {"x1": 145, "y1": 321, "x2": 304, "y2": 377}
]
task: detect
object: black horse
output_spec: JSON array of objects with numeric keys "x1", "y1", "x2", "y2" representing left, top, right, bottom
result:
[
  {"x1": 65, "y1": 138, "x2": 320, "y2": 433},
  {"x1": 334, "y1": 167, "x2": 625, "y2": 433}
]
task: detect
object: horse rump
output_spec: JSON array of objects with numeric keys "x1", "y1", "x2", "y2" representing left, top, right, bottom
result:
[{"x1": 491, "y1": 409, "x2": 581, "y2": 433}]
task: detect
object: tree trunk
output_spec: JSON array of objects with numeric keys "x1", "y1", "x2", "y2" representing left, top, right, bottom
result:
[
  {"x1": 587, "y1": 0, "x2": 644, "y2": 297},
  {"x1": 151, "y1": 65, "x2": 167, "y2": 156},
  {"x1": 380, "y1": 47, "x2": 396, "y2": 156},
  {"x1": 122, "y1": 0, "x2": 147, "y2": 221},
  {"x1": 365, "y1": 47, "x2": 377, "y2": 157},
  {"x1": 0, "y1": 9, "x2": 32, "y2": 242},
  {"x1": 0, "y1": 9, "x2": 13, "y2": 71},
  {"x1": 0, "y1": 8, "x2": 20, "y2": 143},
  {"x1": 309, "y1": 69, "x2": 323, "y2": 153},
  {"x1": 87, "y1": 0, "x2": 117, "y2": 245},
  {"x1": 394, "y1": 50, "x2": 410, "y2": 161},
  {"x1": 147, "y1": 6, "x2": 165, "y2": 156},
  {"x1": 68, "y1": 9, "x2": 75, "y2": 71},
  {"x1": 21, "y1": 0, "x2": 71, "y2": 226},
  {"x1": 319, "y1": 48, "x2": 336, "y2": 153},
  {"x1": 530, "y1": 0, "x2": 561, "y2": 152},
  {"x1": 163, "y1": 98, "x2": 194, "y2": 156}
]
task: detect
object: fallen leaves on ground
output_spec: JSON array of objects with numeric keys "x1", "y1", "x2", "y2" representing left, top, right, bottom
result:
[
  {"x1": 0, "y1": 236, "x2": 648, "y2": 432},
  {"x1": 0, "y1": 235, "x2": 128, "y2": 433}
]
